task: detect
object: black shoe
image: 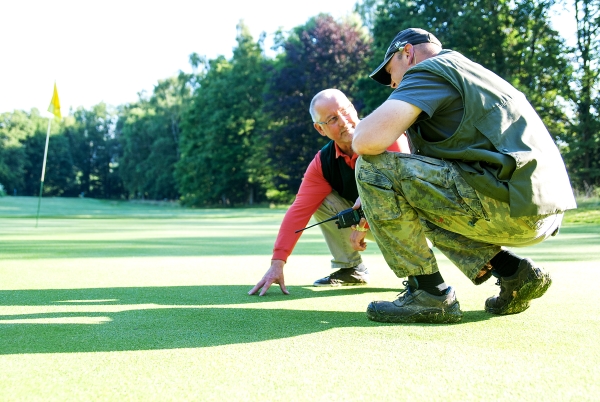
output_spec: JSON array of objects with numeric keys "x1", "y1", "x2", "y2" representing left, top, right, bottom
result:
[
  {"x1": 485, "y1": 258, "x2": 551, "y2": 315},
  {"x1": 366, "y1": 279, "x2": 463, "y2": 324},
  {"x1": 313, "y1": 266, "x2": 369, "y2": 287}
]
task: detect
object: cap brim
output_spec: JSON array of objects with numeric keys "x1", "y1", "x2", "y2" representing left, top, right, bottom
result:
[{"x1": 369, "y1": 53, "x2": 394, "y2": 86}]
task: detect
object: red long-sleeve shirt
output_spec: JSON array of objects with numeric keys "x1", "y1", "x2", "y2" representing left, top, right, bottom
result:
[{"x1": 272, "y1": 140, "x2": 403, "y2": 262}]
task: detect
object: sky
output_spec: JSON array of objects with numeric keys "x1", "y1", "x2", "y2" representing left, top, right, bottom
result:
[
  {"x1": 1, "y1": 1, "x2": 577, "y2": 117},
  {"x1": 0, "y1": 0, "x2": 358, "y2": 116}
]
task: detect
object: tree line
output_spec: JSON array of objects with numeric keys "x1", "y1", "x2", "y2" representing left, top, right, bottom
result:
[{"x1": 1, "y1": 0, "x2": 598, "y2": 205}]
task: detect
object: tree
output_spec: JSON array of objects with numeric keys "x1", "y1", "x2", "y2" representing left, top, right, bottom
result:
[
  {"x1": 177, "y1": 22, "x2": 268, "y2": 206},
  {"x1": 0, "y1": 109, "x2": 77, "y2": 197},
  {"x1": 21, "y1": 131, "x2": 78, "y2": 197},
  {"x1": 118, "y1": 73, "x2": 193, "y2": 200},
  {"x1": 65, "y1": 103, "x2": 124, "y2": 198},
  {"x1": 261, "y1": 14, "x2": 373, "y2": 201},
  {"x1": 0, "y1": 110, "x2": 31, "y2": 194},
  {"x1": 354, "y1": 0, "x2": 384, "y2": 32},
  {"x1": 563, "y1": 0, "x2": 600, "y2": 188},
  {"x1": 505, "y1": 1, "x2": 573, "y2": 137}
]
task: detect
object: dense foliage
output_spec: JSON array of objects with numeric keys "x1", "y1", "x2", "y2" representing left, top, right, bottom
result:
[
  {"x1": 562, "y1": 0, "x2": 600, "y2": 192},
  {"x1": 261, "y1": 14, "x2": 372, "y2": 202},
  {"x1": 176, "y1": 24, "x2": 268, "y2": 206},
  {"x1": 1, "y1": 1, "x2": 597, "y2": 203},
  {"x1": 118, "y1": 74, "x2": 192, "y2": 200}
]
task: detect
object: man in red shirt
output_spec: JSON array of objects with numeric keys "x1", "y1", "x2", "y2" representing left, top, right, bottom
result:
[{"x1": 249, "y1": 89, "x2": 409, "y2": 296}]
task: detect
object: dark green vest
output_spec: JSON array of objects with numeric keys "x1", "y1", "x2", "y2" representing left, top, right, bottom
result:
[
  {"x1": 406, "y1": 50, "x2": 576, "y2": 217},
  {"x1": 320, "y1": 140, "x2": 358, "y2": 203}
]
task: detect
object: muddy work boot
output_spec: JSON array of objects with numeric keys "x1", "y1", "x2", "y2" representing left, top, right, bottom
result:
[
  {"x1": 366, "y1": 278, "x2": 463, "y2": 324},
  {"x1": 313, "y1": 266, "x2": 369, "y2": 287},
  {"x1": 485, "y1": 258, "x2": 552, "y2": 315}
]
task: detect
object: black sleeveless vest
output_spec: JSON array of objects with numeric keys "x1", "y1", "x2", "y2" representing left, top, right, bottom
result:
[{"x1": 319, "y1": 140, "x2": 358, "y2": 203}]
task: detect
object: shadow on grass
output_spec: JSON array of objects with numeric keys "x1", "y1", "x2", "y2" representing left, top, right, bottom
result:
[
  {"x1": 0, "y1": 285, "x2": 390, "y2": 307},
  {"x1": 0, "y1": 285, "x2": 494, "y2": 354}
]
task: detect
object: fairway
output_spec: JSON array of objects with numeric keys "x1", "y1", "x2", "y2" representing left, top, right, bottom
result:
[{"x1": 1, "y1": 197, "x2": 599, "y2": 401}]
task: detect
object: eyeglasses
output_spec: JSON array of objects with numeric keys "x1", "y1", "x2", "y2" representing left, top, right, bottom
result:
[{"x1": 315, "y1": 104, "x2": 356, "y2": 126}]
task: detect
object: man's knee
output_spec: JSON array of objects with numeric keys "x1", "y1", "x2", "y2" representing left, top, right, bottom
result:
[{"x1": 315, "y1": 191, "x2": 353, "y2": 220}]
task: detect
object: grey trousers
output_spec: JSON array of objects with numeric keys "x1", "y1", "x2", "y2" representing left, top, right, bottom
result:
[
  {"x1": 312, "y1": 190, "x2": 374, "y2": 269},
  {"x1": 356, "y1": 152, "x2": 562, "y2": 283}
]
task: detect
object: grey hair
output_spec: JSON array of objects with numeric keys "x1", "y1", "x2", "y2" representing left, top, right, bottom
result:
[{"x1": 309, "y1": 88, "x2": 348, "y2": 122}]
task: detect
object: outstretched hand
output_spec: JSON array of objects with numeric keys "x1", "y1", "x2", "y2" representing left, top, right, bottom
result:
[{"x1": 248, "y1": 259, "x2": 290, "y2": 296}]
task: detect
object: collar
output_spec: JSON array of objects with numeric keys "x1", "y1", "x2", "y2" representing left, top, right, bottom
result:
[{"x1": 334, "y1": 142, "x2": 358, "y2": 167}]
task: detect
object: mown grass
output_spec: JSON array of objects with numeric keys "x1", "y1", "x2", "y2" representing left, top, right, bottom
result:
[
  {"x1": 563, "y1": 196, "x2": 600, "y2": 225},
  {"x1": 0, "y1": 196, "x2": 598, "y2": 401}
]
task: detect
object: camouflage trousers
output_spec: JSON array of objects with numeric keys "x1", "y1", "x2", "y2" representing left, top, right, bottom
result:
[
  {"x1": 356, "y1": 152, "x2": 563, "y2": 284},
  {"x1": 313, "y1": 190, "x2": 374, "y2": 269}
]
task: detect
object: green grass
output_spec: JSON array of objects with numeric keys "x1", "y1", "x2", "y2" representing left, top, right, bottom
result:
[
  {"x1": 0, "y1": 196, "x2": 599, "y2": 401},
  {"x1": 563, "y1": 196, "x2": 600, "y2": 225}
]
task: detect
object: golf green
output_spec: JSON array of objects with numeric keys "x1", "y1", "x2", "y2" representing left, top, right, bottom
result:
[{"x1": 1, "y1": 197, "x2": 598, "y2": 401}]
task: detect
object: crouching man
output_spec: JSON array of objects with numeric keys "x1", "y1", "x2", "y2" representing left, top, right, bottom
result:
[
  {"x1": 249, "y1": 88, "x2": 409, "y2": 296},
  {"x1": 352, "y1": 28, "x2": 576, "y2": 323}
]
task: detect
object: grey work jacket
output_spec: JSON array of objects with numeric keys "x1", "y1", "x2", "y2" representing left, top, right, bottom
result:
[{"x1": 406, "y1": 50, "x2": 576, "y2": 217}]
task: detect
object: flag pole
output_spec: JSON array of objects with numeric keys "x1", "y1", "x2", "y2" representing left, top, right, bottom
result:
[
  {"x1": 36, "y1": 82, "x2": 61, "y2": 228},
  {"x1": 35, "y1": 118, "x2": 52, "y2": 228}
]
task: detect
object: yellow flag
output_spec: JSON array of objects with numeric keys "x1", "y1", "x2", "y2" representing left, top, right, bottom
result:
[{"x1": 47, "y1": 83, "x2": 61, "y2": 119}]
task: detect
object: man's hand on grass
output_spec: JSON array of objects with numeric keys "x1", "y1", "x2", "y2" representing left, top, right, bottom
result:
[{"x1": 248, "y1": 259, "x2": 290, "y2": 296}]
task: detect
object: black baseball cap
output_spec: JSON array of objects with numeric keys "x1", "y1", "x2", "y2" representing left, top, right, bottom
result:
[{"x1": 369, "y1": 28, "x2": 442, "y2": 86}]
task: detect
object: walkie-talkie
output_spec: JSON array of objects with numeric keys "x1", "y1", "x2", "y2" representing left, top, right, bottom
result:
[{"x1": 295, "y1": 208, "x2": 364, "y2": 233}]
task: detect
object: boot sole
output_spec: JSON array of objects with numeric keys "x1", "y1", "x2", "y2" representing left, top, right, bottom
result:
[
  {"x1": 485, "y1": 272, "x2": 552, "y2": 315},
  {"x1": 366, "y1": 302, "x2": 463, "y2": 324},
  {"x1": 313, "y1": 282, "x2": 368, "y2": 287}
]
